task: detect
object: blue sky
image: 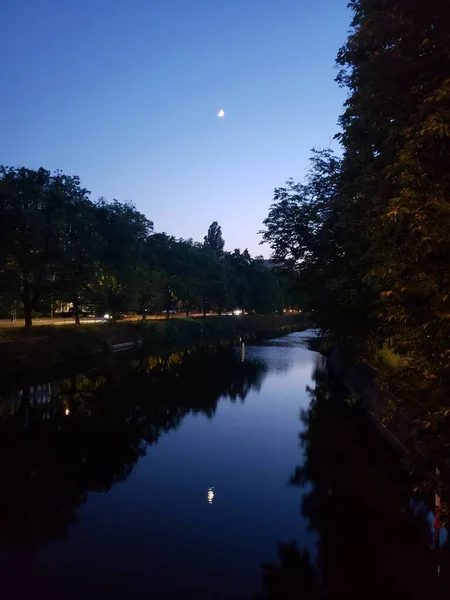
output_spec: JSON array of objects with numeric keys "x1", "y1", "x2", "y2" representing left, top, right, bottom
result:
[{"x1": 1, "y1": 0, "x2": 350, "y2": 256}]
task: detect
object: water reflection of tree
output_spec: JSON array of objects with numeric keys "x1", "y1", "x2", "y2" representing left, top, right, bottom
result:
[
  {"x1": 258, "y1": 356, "x2": 450, "y2": 599},
  {"x1": 0, "y1": 345, "x2": 266, "y2": 552}
]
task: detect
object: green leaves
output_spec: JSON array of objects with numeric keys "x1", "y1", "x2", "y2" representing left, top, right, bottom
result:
[{"x1": 262, "y1": 0, "x2": 450, "y2": 478}]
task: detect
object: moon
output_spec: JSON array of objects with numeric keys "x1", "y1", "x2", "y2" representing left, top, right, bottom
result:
[{"x1": 218, "y1": 109, "x2": 225, "y2": 118}]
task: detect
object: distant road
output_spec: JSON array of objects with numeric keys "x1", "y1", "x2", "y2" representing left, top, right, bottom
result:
[
  {"x1": 0, "y1": 317, "x2": 105, "y2": 328},
  {"x1": 0, "y1": 313, "x2": 211, "y2": 329}
]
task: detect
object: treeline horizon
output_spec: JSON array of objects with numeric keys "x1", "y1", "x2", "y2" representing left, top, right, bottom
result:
[
  {"x1": 262, "y1": 0, "x2": 450, "y2": 476},
  {"x1": 0, "y1": 166, "x2": 297, "y2": 327}
]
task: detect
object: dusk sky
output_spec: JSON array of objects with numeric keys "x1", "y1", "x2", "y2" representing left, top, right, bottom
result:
[{"x1": 1, "y1": 0, "x2": 350, "y2": 256}]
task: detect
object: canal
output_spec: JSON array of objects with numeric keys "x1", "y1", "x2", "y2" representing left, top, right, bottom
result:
[{"x1": 0, "y1": 330, "x2": 448, "y2": 599}]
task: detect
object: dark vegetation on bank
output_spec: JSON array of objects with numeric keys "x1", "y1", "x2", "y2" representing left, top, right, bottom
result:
[
  {"x1": 257, "y1": 357, "x2": 450, "y2": 600},
  {"x1": 262, "y1": 1, "x2": 450, "y2": 492},
  {"x1": 0, "y1": 314, "x2": 306, "y2": 381}
]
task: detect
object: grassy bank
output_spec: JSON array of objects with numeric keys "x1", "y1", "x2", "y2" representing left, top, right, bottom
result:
[{"x1": 0, "y1": 315, "x2": 306, "y2": 380}]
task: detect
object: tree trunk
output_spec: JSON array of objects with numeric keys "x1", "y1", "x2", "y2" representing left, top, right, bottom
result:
[
  {"x1": 141, "y1": 307, "x2": 147, "y2": 320},
  {"x1": 185, "y1": 307, "x2": 189, "y2": 318},
  {"x1": 73, "y1": 297, "x2": 80, "y2": 325},
  {"x1": 22, "y1": 296, "x2": 33, "y2": 328}
]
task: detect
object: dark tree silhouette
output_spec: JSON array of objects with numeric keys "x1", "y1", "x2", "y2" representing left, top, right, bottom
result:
[{"x1": 203, "y1": 221, "x2": 225, "y2": 253}]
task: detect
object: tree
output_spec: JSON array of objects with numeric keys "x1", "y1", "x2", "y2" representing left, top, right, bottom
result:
[
  {"x1": 162, "y1": 240, "x2": 202, "y2": 317},
  {"x1": 195, "y1": 247, "x2": 234, "y2": 315},
  {"x1": 92, "y1": 199, "x2": 153, "y2": 316},
  {"x1": 203, "y1": 221, "x2": 225, "y2": 253},
  {"x1": 0, "y1": 163, "x2": 291, "y2": 326},
  {"x1": 0, "y1": 167, "x2": 71, "y2": 327},
  {"x1": 225, "y1": 249, "x2": 252, "y2": 310},
  {"x1": 335, "y1": 0, "x2": 450, "y2": 445},
  {"x1": 261, "y1": 149, "x2": 366, "y2": 331},
  {"x1": 144, "y1": 233, "x2": 194, "y2": 317},
  {"x1": 135, "y1": 265, "x2": 166, "y2": 318},
  {"x1": 226, "y1": 249, "x2": 282, "y2": 314},
  {"x1": 262, "y1": 0, "x2": 450, "y2": 478},
  {"x1": 248, "y1": 259, "x2": 282, "y2": 314},
  {"x1": 51, "y1": 173, "x2": 97, "y2": 324}
]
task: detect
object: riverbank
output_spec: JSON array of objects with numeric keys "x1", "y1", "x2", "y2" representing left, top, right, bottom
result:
[
  {"x1": 302, "y1": 334, "x2": 413, "y2": 454},
  {"x1": 327, "y1": 347, "x2": 410, "y2": 452},
  {"x1": 325, "y1": 345, "x2": 446, "y2": 501},
  {"x1": 0, "y1": 314, "x2": 307, "y2": 381}
]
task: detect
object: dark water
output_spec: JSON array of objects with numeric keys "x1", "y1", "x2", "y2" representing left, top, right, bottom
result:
[{"x1": 0, "y1": 331, "x2": 449, "y2": 599}]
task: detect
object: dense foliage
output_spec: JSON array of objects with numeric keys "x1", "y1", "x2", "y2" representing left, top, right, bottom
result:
[
  {"x1": 0, "y1": 167, "x2": 286, "y2": 326},
  {"x1": 262, "y1": 0, "x2": 450, "y2": 473}
]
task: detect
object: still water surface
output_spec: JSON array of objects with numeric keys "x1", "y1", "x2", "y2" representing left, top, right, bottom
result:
[{"x1": 0, "y1": 331, "x2": 448, "y2": 599}]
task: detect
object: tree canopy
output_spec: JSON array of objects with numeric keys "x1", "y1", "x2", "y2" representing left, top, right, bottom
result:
[
  {"x1": 203, "y1": 221, "x2": 225, "y2": 253},
  {"x1": 0, "y1": 169, "x2": 286, "y2": 325},
  {"x1": 261, "y1": 0, "x2": 450, "y2": 473}
]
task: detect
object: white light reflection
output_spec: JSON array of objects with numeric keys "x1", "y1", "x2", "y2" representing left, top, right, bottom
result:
[{"x1": 207, "y1": 487, "x2": 215, "y2": 504}]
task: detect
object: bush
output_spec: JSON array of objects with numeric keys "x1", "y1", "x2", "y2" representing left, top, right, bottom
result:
[{"x1": 372, "y1": 345, "x2": 403, "y2": 371}]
